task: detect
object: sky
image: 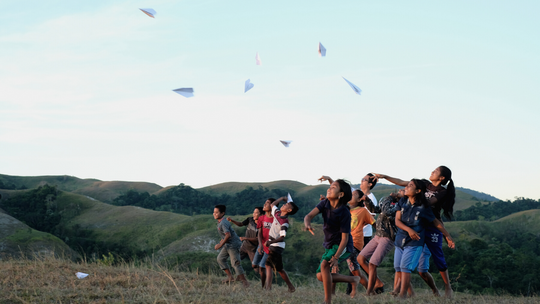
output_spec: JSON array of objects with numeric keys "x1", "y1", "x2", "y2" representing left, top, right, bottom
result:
[{"x1": 1, "y1": 1, "x2": 539, "y2": 201}]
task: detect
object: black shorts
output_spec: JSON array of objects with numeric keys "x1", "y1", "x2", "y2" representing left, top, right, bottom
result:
[{"x1": 266, "y1": 246, "x2": 284, "y2": 271}]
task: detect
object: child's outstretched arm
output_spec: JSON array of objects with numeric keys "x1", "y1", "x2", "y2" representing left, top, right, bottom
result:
[
  {"x1": 432, "y1": 219, "x2": 456, "y2": 250},
  {"x1": 304, "y1": 207, "x2": 320, "y2": 235},
  {"x1": 318, "y1": 175, "x2": 334, "y2": 185},
  {"x1": 272, "y1": 196, "x2": 287, "y2": 207},
  {"x1": 373, "y1": 173, "x2": 408, "y2": 187},
  {"x1": 226, "y1": 217, "x2": 244, "y2": 227}
]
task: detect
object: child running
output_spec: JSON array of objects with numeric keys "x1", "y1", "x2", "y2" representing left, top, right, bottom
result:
[
  {"x1": 264, "y1": 196, "x2": 298, "y2": 292},
  {"x1": 228, "y1": 206, "x2": 263, "y2": 274},
  {"x1": 318, "y1": 176, "x2": 374, "y2": 292},
  {"x1": 375, "y1": 166, "x2": 456, "y2": 297},
  {"x1": 213, "y1": 204, "x2": 249, "y2": 287},
  {"x1": 360, "y1": 190, "x2": 403, "y2": 295},
  {"x1": 393, "y1": 179, "x2": 455, "y2": 299},
  {"x1": 304, "y1": 179, "x2": 361, "y2": 304}
]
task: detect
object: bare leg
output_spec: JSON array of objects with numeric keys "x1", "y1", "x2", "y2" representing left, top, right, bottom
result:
[
  {"x1": 265, "y1": 266, "x2": 273, "y2": 290},
  {"x1": 366, "y1": 264, "x2": 378, "y2": 295},
  {"x1": 391, "y1": 271, "x2": 401, "y2": 296},
  {"x1": 259, "y1": 267, "x2": 266, "y2": 288},
  {"x1": 399, "y1": 272, "x2": 412, "y2": 299},
  {"x1": 316, "y1": 260, "x2": 333, "y2": 304},
  {"x1": 222, "y1": 269, "x2": 234, "y2": 283},
  {"x1": 440, "y1": 269, "x2": 453, "y2": 298},
  {"x1": 351, "y1": 270, "x2": 367, "y2": 289},
  {"x1": 278, "y1": 269, "x2": 295, "y2": 292},
  {"x1": 418, "y1": 271, "x2": 440, "y2": 296}
]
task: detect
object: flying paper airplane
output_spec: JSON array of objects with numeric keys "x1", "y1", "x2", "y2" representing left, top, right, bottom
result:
[
  {"x1": 244, "y1": 79, "x2": 254, "y2": 93},
  {"x1": 256, "y1": 52, "x2": 262, "y2": 65},
  {"x1": 280, "y1": 140, "x2": 291, "y2": 147},
  {"x1": 76, "y1": 272, "x2": 89, "y2": 279},
  {"x1": 172, "y1": 88, "x2": 194, "y2": 98},
  {"x1": 318, "y1": 42, "x2": 326, "y2": 57},
  {"x1": 342, "y1": 77, "x2": 362, "y2": 95},
  {"x1": 287, "y1": 193, "x2": 293, "y2": 203},
  {"x1": 139, "y1": 8, "x2": 156, "y2": 18}
]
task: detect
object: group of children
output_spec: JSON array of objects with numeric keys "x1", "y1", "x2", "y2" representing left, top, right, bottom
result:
[{"x1": 213, "y1": 165, "x2": 456, "y2": 304}]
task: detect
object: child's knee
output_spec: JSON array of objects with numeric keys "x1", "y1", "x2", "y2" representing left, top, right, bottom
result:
[{"x1": 316, "y1": 272, "x2": 323, "y2": 282}]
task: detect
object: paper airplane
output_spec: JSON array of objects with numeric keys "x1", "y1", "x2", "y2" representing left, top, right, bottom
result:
[
  {"x1": 256, "y1": 52, "x2": 262, "y2": 65},
  {"x1": 139, "y1": 8, "x2": 156, "y2": 18},
  {"x1": 280, "y1": 140, "x2": 291, "y2": 147},
  {"x1": 244, "y1": 79, "x2": 254, "y2": 93},
  {"x1": 342, "y1": 77, "x2": 362, "y2": 95},
  {"x1": 172, "y1": 88, "x2": 194, "y2": 98},
  {"x1": 318, "y1": 42, "x2": 326, "y2": 57},
  {"x1": 287, "y1": 193, "x2": 293, "y2": 203},
  {"x1": 76, "y1": 272, "x2": 89, "y2": 279}
]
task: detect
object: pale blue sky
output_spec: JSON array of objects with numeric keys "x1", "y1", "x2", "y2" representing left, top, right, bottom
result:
[{"x1": 1, "y1": 1, "x2": 539, "y2": 200}]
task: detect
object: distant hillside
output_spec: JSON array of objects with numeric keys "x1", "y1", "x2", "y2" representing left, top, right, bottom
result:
[
  {"x1": 0, "y1": 174, "x2": 163, "y2": 204},
  {"x1": 0, "y1": 193, "x2": 78, "y2": 260},
  {"x1": 456, "y1": 187, "x2": 500, "y2": 202}
]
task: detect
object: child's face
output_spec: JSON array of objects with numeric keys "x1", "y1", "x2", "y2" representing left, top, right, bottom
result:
[
  {"x1": 280, "y1": 202, "x2": 292, "y2": 213},
  {"x1": 326, "y1": 181, "x2": 343, "y2": 200},
  {"x1": 263, "y1": 200, "x2": 271, "y2": 212},
  {"x1": 404, "y1": 181, "x2": 419, "y2": 198},
  {"x1": 253, "y1": 208, "x2": 261, "y2": 220},
  {"x1": 213, "y1": 208, "x2": 224, "y2": 220},
  {"x1": 429, "y1": 167, "x2": 444, "y2": 183},
  {"x1": 360, "y1": 175, "x2": 372, "y2": 192},
  {"x1": 348, "y1": 191, "x2": 360, "y2": 207}
]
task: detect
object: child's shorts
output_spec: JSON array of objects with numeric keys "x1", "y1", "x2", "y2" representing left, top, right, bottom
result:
[
  {"x1": 266, "y1": 246, "x2": 285, "y2": 271},
  {"x1": 394, "y1": 245, "x2": 423, "y2": 273},
  {"x1": 317, "y1": 244, "x2": 351, "y2": 273},
  {"x1": 359, "y1": 235, "x2": 395, "y2": 266},
  {"x1": 347, "y1": 246, "x2": 361, "y2": 271},
  {"x1": 417, "y1": 244, "x2": 431, "y2": 273},
  {"x1": 252, "y1": 249, "x2": 268, "y2": 268}
]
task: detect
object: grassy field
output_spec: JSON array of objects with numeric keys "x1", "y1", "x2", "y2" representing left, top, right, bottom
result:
[{"x1": 0, "y1": 254, "x2": 537, "y2": 304}]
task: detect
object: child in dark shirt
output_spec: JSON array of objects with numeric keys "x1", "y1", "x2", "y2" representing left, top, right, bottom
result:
[
  {"x1": 304, "y1": 179, "x2": 361, "y2": 304},
  {"x1": 393, "y1": 179, "x2": 454, "y2": 299}
]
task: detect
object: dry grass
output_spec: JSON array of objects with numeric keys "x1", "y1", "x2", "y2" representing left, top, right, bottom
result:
[{"x1": 0, "y1": 255, "x2": 537, "y2": 304}]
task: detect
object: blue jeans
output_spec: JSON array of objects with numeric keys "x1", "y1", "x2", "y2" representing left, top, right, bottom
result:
[{"x1": 217, "y1": 244, "x2": 245, "y2": 275}]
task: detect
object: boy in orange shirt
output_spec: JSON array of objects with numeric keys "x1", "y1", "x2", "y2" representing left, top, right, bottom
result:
[{"x1": 347, "y1": 189, "x2": 376, "y2": 289}]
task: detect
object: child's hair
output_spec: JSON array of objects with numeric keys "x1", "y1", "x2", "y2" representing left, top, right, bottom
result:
[
  {"x1": 411, "y1": 179, "x2": 429, "y2": 206},
  {"x1": 215, "y1": 204, "x2": 226, "y2": 213},
  {"x1": 289, "y1": 202, "x2": 299, "y2": 215},
  {"x1": 255, "y1": 206, "x2": 264, "y2": 214},
  {"x1": 267, "y1": 198, "x2": 276, "y2": 204},
  {"x1": 438, "y1": 165, "x2": 455, "y2": 220},
  {"x1": 367, "y1": 173, "x2": 377, "y2": 190},
  {"x1": 335, "y1": 179, "x2": 353, "y2": 207}
]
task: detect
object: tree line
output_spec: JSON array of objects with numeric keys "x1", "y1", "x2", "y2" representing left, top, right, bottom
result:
[{"x1": 454, "y1": 198, "x2": 540, "y2": 221}]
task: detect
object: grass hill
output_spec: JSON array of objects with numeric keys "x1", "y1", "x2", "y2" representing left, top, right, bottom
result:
[
  {"x1": 0, "y1": 196, "x2": 78, "y2": 260},
  {"x1": 1, "y1": 255, "x2": 538, "y2": 303}
]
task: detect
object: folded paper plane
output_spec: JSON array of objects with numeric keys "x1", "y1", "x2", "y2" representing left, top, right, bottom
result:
[
  {"x1": 76, "y1": 272, "x2": 89, "y2": 279},
  {"x1": 139, "y1": 8, "x2": 156, "y2": 18},
  {"x1": 244, "y1": 79, "x2": 254, "y2": 93},
  {"x1": 287, "y1": 193, "x2": 293, "y2": 203},
  {"x1": 342, "y1": 77, "x2": 362, "y2": 95},
  {"x1": 172, "y1": 88, "x2": 194, "y2": 98},
  {"x1": 256, "y1": 52, "x2": 262, "y2": 65},
  {"x1": 280, "y1": 140, "x2": 291, "y2": 147},
  {"x1": 319, "y1": 42, "x2": 326, "y2": 57}
]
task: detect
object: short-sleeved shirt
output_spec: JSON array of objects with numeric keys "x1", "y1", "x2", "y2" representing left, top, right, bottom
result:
[
  {"x1": 365, "y1": 195, "x2": 400, "y2": 240},
  {"x1": 269, "y1": 205, "x2": 289, "y2": 249},
  {"x1": 217, "y1": 218, "x2": 242, "y2": 248},
  {"x1": 257, "y1": 214, "x2": 274, "y2": 253},
  {"x1": 316, "y1": 199, "x2": 354, "y2": 254},
  {"x1": 350, "y1": 206, "x2": 375, "y2": 250},
  {"x1": 363, "y1": 193, "x2": 378, "y2": 237},
  {"x1": 240, "y1": 217, "x2": 258, "y2": 253},
  {"x1": 394, "y1": 198, "x2": 436, "y2": 248},
  {"x1": 423, "y1": 179, "x2": 447, "y2": 221}
]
